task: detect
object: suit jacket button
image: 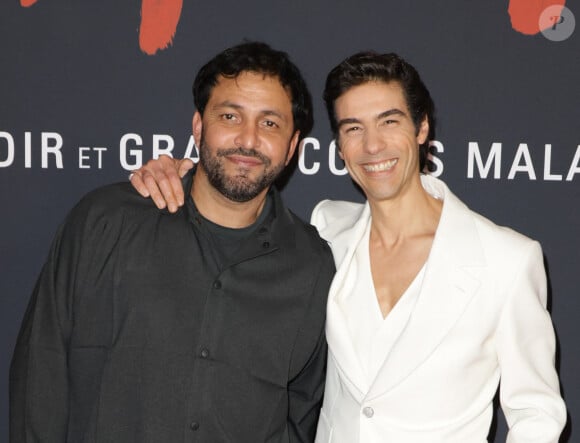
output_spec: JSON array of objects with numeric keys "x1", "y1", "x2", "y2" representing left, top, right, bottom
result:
[
  {"x1": 190, "y1": 421, "x2": 199, "y2": 431},
  {"x1": 362, "y1": 406, "x2": 374, "y2": 418}
]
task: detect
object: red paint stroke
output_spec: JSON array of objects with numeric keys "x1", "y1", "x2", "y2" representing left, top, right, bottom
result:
[
  {"x1": 508, "y1": 0, "x2": 566, "y2": 35},
  {"x1": 20, "y1": 0, "x2": 183, "y2": 56},
  {"x1": 139, "y1": 0, "x2": 183, "y2": 55}
]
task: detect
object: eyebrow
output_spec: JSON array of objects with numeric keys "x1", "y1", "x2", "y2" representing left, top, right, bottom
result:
[
  {"x1": 378, "y1": 108, "x2": 406, "y2": 120},
  {"x1": 212, "y1": 101, "x2": 287, "y2": 121},
  {"x1": 337, "y1": 108, "x2": 407, "y2": 129}
]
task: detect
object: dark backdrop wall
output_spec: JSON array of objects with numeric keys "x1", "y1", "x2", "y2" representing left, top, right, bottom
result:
[{"x1": 1, "y1": 1, "x2": 578, "y2": 441}]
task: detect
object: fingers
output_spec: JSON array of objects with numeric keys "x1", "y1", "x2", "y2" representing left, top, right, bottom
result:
[
  {"x1": 177, "y1": 158, "x2": 195, "y2": 177},
  {"x1": 144, "y1": 156, "x2": 181, "y2": 213},
  {"x1": 129, "y1": 155, "x2": 186, "y2": 213},
  {"x1": 129, "y1": 171, "x2": 151, "y2": 197},
  {"x1": 165, "y1": 158, "x2": 194, "y2": 207},
  {"x1": 143, "y1": 169, "x2": 173, "y2": 211}
]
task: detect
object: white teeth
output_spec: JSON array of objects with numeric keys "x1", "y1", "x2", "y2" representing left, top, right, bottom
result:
[{"x1": 363, "y1": 159, "x2": 397, "y2": 172}]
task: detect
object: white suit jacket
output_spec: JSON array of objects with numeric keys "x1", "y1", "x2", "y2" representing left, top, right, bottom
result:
[{"x1": 311, "y1": 175, "x2": 566, "y2": 443}]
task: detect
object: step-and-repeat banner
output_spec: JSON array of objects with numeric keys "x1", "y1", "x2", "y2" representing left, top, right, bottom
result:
[{"x1": 1, "y1": 0, "x2": 578, "y2": 440}]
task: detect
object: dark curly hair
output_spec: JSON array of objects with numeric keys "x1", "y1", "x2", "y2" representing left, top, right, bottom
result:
[{"x1": 193, "y1": 42, "x2": 313, "y2": 141}]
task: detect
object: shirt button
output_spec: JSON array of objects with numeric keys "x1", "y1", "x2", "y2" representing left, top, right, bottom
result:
[
  {"x1": 190, "y1": 421, "x2": 199, "y2": 431},
  {"x1": 262, "y1": 241, "x2": 270, "y2": 248},
  {"x1": 200, "y1": 348, "x2": 209, "y2": 358},
  {"x1": 213, "y1": 280, "x2": 222, "y2": 289},
  {"x1": 362, "y1": 406, "x2": 374, "y2": 418}
]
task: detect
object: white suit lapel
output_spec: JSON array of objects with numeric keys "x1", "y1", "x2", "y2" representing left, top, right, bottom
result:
[
  {"x1": 317, "y1": 202, "x2": 372, "y2": 399},
  {"x1": 367, "y1": 176, "x2": 486, "y2": 399}
]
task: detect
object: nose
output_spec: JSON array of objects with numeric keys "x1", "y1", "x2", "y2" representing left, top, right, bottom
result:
[
  {"x1": 362, "y1": 127, "x2": 383, "y2": 155},
  {"x1": 234, "y1": 121, "x2": 260, "y2": 150}
]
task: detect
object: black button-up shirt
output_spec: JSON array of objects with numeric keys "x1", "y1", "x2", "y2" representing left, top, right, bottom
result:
[{"x1": 10, "y1": 181, "x2": 335, "y2": 443}]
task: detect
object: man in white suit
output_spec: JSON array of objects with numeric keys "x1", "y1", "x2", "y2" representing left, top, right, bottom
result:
[
  {"x1": 130, "y1": 51, "x2": 566, "y2": 442},
  {"x1": 309, "y1": 51, "x2": 566, "y2": 442}
]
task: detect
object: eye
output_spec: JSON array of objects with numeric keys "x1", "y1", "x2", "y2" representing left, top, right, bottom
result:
[
  {"x1": 344, "y1": 125, "x2": 362, "y2": 134},
  {"x1": 263, "y1": 120, "x2": 279, "y2": 128},
  {"x1": 220, "y1": 112, "x2": 240, "y2": 124},
  {"x1": 382, "y1": 118, "x2": 398, "y2": 126}
]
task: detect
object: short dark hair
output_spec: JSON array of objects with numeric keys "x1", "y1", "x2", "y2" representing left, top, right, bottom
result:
[
  {"x1": 193, "y1": 42, "x2": 313, "y2": 140},
  {"x1": 323, "y1": 52, "x2": 435, "y2": 169}
]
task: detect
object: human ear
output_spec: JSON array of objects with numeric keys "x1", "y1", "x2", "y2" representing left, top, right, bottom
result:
[
  {"x1": 285, "y1": 131, "x2": 300, "y2": 165},
  {"x1": 192, "y1": 112, "x2": 203, "y2": 144},
  {"x1": 416, "y1": 116, "x2": 429, "y2": 145}
]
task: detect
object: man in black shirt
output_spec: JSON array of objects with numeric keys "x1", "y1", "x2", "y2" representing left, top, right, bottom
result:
[{"x1": 10, "y1": 42, "x2": 335, "y2": 443}]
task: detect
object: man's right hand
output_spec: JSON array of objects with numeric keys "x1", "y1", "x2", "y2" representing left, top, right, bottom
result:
[{"x1": 130, "y1": 155, "x2": 194, "y2": 213}]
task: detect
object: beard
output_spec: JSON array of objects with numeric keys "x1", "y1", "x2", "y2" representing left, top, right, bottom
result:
[{"x1": 198, "y1": 135, "x2": 286, "y2": 203}]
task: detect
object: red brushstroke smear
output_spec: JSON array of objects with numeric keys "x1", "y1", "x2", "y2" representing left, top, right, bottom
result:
[
  {"x1": 20, "y1": 0, "x2": 183, "y2": 56},
  {"x1": 508, "y1": 0, "x2": 566, "y2": 35},
  {"x1": 139, "y1": 0, "x2": 183, "y2": 55}
]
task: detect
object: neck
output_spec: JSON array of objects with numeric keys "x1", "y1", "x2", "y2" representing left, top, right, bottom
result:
[
  {"x1": 368, "y1": 176, "x2": 442, "y2": 245},
  {"x1": 190, "y1": 168, "x2": 269, "y2": 229}
]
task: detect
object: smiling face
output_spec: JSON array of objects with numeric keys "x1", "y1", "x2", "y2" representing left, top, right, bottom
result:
[
  {"x1": 335, "y1": 80, "x2": 429, "y2": 205},
  {"x1": 193, "y1": 71, "x2": 299, "y2": 202}
]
